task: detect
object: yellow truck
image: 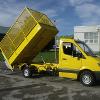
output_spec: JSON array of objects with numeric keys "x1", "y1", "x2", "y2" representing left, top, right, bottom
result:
[
  {"x1": 0, "y1": 7, "x2": 100, "y2": 86},
  {"x1": 26, "y1": 38, "x2": 100, "y2": 86}
]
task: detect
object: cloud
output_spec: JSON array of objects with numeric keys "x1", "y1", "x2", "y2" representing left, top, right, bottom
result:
[
  {"x1": 0, "y1": 0, "x2": 24, "y2": 26},
  {"x1": 75, "y1": 4, "x2": 100, "y2": 18},
  {"x1": 69, "y1": 0, "x2": 93, "y2": 6},
  {"x1": 75, "y1": 3, "x2": 100, "y2": 25},
  {"x1": 82, "y1": 18, "x2": 100, "y2": 25},
  {"x1": 0, "y1": 0, "x2": 41, "y2": 26},
  {"x1": 67, "y1": 0, "x2": 100, "y2": 25},
  {"x1": 42, "y1": 9, "x2": 58, "y2": 18},
  {"x1": 0, "y1": 12, "x2": 14, "y2": 26}
]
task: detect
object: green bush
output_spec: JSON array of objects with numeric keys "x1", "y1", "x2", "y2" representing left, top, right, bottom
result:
[{"x1": 32, "y1": 51, "x2": 59, "y2": 63}]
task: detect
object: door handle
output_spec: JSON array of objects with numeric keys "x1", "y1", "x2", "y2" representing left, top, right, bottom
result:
[{"x1": 62, "y1": 58, "x2": 67, "y2": 60}]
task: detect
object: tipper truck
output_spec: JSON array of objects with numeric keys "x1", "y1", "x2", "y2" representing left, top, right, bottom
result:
[{"x1": 1, "y1": 7, "x2": 100, "y2": 86}]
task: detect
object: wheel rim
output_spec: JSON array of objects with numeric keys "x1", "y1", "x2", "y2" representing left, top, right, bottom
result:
[
  {"x1": 24, "y1": 69, "x2": 29, "y2": 76},
  {"x1": 82, "y1": 74, "x2": 92, "y2": 85}
]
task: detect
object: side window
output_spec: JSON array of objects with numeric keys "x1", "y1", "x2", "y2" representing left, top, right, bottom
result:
[
  {"x1": 73, "y1": 45, "x2": 81, "y2": 57},
  {"x1": 63, "y1": 43, "x2": 73, "y2": 56},
  {"x1": 63, "y1": 42, "x2": 82, "y2": 57}
]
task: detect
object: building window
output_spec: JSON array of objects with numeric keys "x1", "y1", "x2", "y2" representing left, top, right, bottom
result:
[
  {"x1": 94, "y1": 40, "x2": 98, "y2": 43},
  {"x1": 85, "y1": 40, "x2": 88, "y2": 43},
  {"x1": 90, "y1": 40, "x2": 93, "y2": 43},
  {"x1": 84, "y1": 32, "x2": 98, "y2": 44}
]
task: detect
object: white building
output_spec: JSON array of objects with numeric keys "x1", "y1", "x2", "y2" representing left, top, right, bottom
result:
[{"x1": 74, "y1": 25, "x2": 100, "y2": 52}]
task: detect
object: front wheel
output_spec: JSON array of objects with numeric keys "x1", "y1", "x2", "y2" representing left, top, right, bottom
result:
[
  {"x1": 23, "y1": 67, "x2": 32, "y2": 78},
  {"x1": 80, "y1": 71, "x2": 95, "y2": 86}
]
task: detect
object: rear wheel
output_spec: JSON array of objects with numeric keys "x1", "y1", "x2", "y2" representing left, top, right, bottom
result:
[
  {"x1": 80, "y1": 71, "x2": 95, "y2": 86},
  {"x1": 53, "y1": 68, "x2": 59, "y2": 76},
  {"x1": 23, "y1": 67, "x2": 32, "y2": 78}
]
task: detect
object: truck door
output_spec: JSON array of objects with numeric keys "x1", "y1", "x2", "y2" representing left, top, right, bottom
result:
[{"x1": 60, "y1": 42, "x2": 83, "y2": 73}]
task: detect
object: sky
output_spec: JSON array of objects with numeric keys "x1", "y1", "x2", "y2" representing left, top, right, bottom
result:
[{"x1": 0, "y1": 0, "x2": 100, "y2": 35}]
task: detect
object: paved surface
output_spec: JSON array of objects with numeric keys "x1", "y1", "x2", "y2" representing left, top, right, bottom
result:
[{"x1": 0, "y1": 68, "x2": 100, "y2": 100}]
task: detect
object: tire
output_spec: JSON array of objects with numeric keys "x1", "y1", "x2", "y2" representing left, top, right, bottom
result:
[
  {"x1": 80, "y1": 71, "x2": 95, "y2": 86},
  {"x1": 53, "y1": 68, "x2": 59, "y2": 76},
  {"x1": 23, "y1": 67, "x2": 32, "y2": 78}
]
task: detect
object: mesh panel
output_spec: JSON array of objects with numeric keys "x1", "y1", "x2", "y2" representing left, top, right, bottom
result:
[
  {"x1": 28, "y1": 8, "x2": 43, "y2": 21},
  {"x1": 7, "y1": 9, "x2": 30, "y2": 40},
  {"x1": 39, "y1": 15, "x2": 54, "y2": 26},
  {"x1": 7, "y1": 23, "x2": 20, "y2": 41},
  {"x1": 13, "y1": 31, "x2": 25, "y2": 48},
  {"x1": 7, "y1": 9, "x2": 37, "y2": 46},
  {"x1": 22, "y1": 16, "x2": 36, "y2": 37},
  {"x1": 0, "y1": 8, "x2": 37, "y2": 59},
  {"x1": 0, "y1": 35, "x2": 15, "y2": 59}
]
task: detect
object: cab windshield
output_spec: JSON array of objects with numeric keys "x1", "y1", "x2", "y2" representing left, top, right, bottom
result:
[{"x1": 77, "y1": 41, "x2": 96, "y2": 57}]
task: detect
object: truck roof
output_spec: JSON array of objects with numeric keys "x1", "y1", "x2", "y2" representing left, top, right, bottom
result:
[{"x1": 60, "y1": 38, "x2": 75, "y2": 42}]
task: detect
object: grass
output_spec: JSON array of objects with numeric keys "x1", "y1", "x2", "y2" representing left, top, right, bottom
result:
[{"x1": 32, "y1": 51, "x2": 59, "y2": 63}]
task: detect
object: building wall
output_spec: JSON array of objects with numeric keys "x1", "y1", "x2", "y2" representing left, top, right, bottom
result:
[{"x1": 74, "y1": 26, "x2": 100, "y2": 52}]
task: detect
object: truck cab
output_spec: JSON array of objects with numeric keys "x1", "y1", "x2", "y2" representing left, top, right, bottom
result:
[{"x1": 58, "y1": 38, "x2": 100, "y2": 86}]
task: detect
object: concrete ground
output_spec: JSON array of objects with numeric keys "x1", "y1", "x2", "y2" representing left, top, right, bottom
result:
[{"x1": 0, "y1": 68, "x2": 100, "y2": 100}]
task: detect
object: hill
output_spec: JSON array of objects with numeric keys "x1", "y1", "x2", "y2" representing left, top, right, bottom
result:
[
  {"x1": 0, "y1": 26, "x2": 9, "y2": 34},
  {"x1": 0, "y1": 26, "x2": 9, "y2": 41}
]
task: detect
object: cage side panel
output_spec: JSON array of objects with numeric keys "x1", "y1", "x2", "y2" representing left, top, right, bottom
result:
[
  {"x1": 0, "y1": 35, "x2": 15, "y2": 59},
  {"x1": 28, "y1": 8, "x2": 43, "y2": 22},
  {"x1": 0, "y1": 7, "x2": 58, "y2": 67},
  {"x1": 9, "y1": 24, "x2": 58, "y2": 65},
  {"x1": 0, "y1": 8, "x2": 37, "y2": 59},
  {"x1": 39, "y1": 15, "x2": 54, "y2": 27},
  {"x1": 8, "y1": 24, "x2": 42, "y2": 65}
]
